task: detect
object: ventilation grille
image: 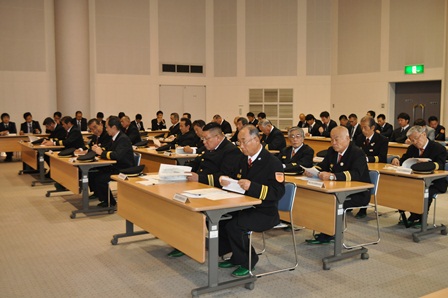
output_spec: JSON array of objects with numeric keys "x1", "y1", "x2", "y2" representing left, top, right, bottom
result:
[{"x1": 162, "y1": 64, "x2": 203, "y2": 74}]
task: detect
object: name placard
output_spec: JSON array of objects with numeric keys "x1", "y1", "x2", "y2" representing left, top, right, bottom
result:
[
  {"x1": 117, "y1": 173, "x2": 128, "y2": 180},
  {"x1": 396, "y1": 167, "x2": 412, "y2": 174},
  {"x1": 307, "y1": 179, "x2": 325, "y2": 188},
  {"x1": 173, "y1": 193, "x2": 189, "y2": 203}
]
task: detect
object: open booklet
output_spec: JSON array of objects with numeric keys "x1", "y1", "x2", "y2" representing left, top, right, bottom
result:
[
  {"x1": 300, "y1": 165, "x2": 320, "y2": 178},
  {"x1": 220, "y1": 176, "x2": 245, "y2": 194},
  {"x1": 401, "y1": 158, "x2": 431, "y2": 168}
]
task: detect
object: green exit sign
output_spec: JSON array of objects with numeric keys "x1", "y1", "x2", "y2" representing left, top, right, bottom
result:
[{"x1": 404, "y1": 64, "x2": 424, "y2": 74}]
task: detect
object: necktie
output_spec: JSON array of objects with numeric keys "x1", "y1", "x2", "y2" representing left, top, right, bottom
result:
[
  {"x1": 365, "y1": 138, "x2": 370, "y2": 146},
  {"x1": 291, "y1": 149, "x2": 296, "y2": 158},
  {"x1": 5, "y1": 124, "x2": 8, "y2": 129},
  {"x1": 28, "y1": 123, "x2": 32, "y2": 133},
  {"x1": 78, "y1": 120, "x2": 81, "y2": 128},
  {"x1": 419, "y1": 148, "x2": 425, "y2": 156},
  {"x1": 337, "y1": 153, "x2": 343, "y2": 163},
  {"x1": 248, "y1": 158, "x2": 252, "y2": 168}
]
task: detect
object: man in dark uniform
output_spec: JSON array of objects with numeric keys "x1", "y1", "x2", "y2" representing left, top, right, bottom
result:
[
  {"x1": 213, "y1": 114, "x2": 232, "y2": 134},
  {"x1": 390, "y1": 112, "x2": 410, "y2": 143},
  {"x1": 74, "y1": 111, "x2": 88, "y2": 131},
  {"x1": 348, "y1": 113, "x2": 362, "y2": 141},
  {"x1": 278, "y1": 127, "x2": 314, "y2": 175},
  {"x1": 131, "y1": 114, "x2": 145, "y2": 131},
  {"x1": 304, "y1": 114, "x2": 322, "y2": 137},
  {"x1": 305, "y1": 126, "x2": 371, "y2": 244},
  {"x1": 428, "y1": 116, "x2": 445, "y2": 141},
  {"x1": 167, "y1": 122, "x2": 243, "y2": 258},
  {"x1": 376, "y1": 114, "x2": 393, "y2": 139},
  {"x1": 0, "y1": 113, "x2": 17, "y2": 162},
  {"x1": 120, "y1": 115, "x2": 141, "y2": 145},
  {"x1": 172, "y1": 117, "x2": 196, "y2": 147},
  {"x1": 366, "y1": 110, "x2": 381, "y2": 132},
  {"x1": 339, "y1": 114, "x2": 352, "y2": 132},
  {"x1": 247, "y1": 112, "x2": 258, "y2": 127},
  {"x1": 91, "y1": 116, "x2": 135, "y2": 207},
  {"x1": 354, "y1": 116, "x2": 388, "y2": 218},
  {"x1": 230, "y1": 117, "x2": 248, "y2": 144},
  {"x1": 151, "y1": 110, "x2": 166, "y2": 131},
  {"x1": 318, "y1": 111, "x2": 338, "y2": 137},
  {"x1": 43, "y1": 116, "x2": 85, "y2": 149},
  {"x1": 218, "y1": 125, "x2": 285, "y2": 277},
  {"x1": 391, "y1": 125, "x2": 447, "y2": 227},
  {"x1": 86, "y1": 118, "x2": 112, "y2": 150},
  {"x1": 42, "y1": 117, "x2": 66, "y2": 142},
  {"x1": 259, "y1": 119, "x2": 286, "y2": 151},
  {"x1": 20, "y1": 112, "x2": 41, "y2": 135},
  {"x1": 297, "y1": 113, "x2": 307, "y2": 128},
  {"x1": 183, "y1": 119, "x2": 205, "y2": 154},
  {"x1": 167, "y1": 112, "x2": 180, "y2": 137}
]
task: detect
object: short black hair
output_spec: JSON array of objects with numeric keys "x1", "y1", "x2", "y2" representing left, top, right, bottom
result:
[
  {"x1": 237, "y1": 117, "x2": 248, "y2": 125},
  {"x1": 428, "y1": 116, "x2": 439, "y2": 123},
  {"x1": 1, "y1": 113, "x2": 10, "y2": 120},
  {"x1": 96, "y1": 112, "x2": 104, "y2": 118},
  {"x1": 320, "y1": 111, "x2": 330, "y2": 118},
  {"x1": 107, "y1": 116, "x2": 122, "y2": 130},
  {"x1": 171, "y1": 112, "x2": 179, "y2": 120},
  {"x1": 247, "y1": 112, "x2": 255, "y2": 117},
  {"x1": 377, "y1": 114, "x2": 386, "y2": 120},
  {"x1": 156, "y1": 110, "x2": 163, "y2": 116},
  {"x1": 367, "y1": 110, "x2": 376, "y2": 118},
  {"x1": 305, "y1": 114, "x2": 315, "y2": 121},
  {"x1": 23, "y1": 112, "x2": 32, "y2": 120},
  {"x1": 202, "y1": 122, "x2": 223, "y2": 134},
  {"x1": 257, "y1": 112, "x2": 266, "y2": 119},
  {"x1": 180, "y1": 117, "x2": 192, "y2": 127},
  {"x1": 88, "y1": 118, "x2": 101, "y2": 126},
  {"x1": 192, "y1": 119, "x2": 206, "y2": 128},
  {"x1": 54, "y1": 111, "x2": 62, "y2": 118},
  {"x1": 61, "y1": 116, "x2": 73, "y2": 124},
  {"x1": 414, "y1": 118, "x2": 426, "y2": 126},
  {"x1": 75, "y1": 111, "x2": 82, "y2": 116},
  {"x1": 183, "y1": 112, "x2": 191, "y2": 119},
  {"x1": 135, "y1": 113, "x2": 142, "y2": 120},
  {"x1": 348, "y1": 113, "x2": 358, "y2": 119},
  {"x1": 118, "y1": 112, "x2": 125, "y2": 119},
  {"x1": 43, "y1": 117, "x2": 55, "y2": 126},
  {"x1": 397, "y1": 112, "x2": 410, "y2": 121},
  {"x1": 339, "y1": 114, "x2": 348, "y2": 121}
]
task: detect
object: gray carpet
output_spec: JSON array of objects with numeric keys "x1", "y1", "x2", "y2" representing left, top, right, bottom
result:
[{"x1": 1, "y1": 160, "x2": 448, "y2": 297}]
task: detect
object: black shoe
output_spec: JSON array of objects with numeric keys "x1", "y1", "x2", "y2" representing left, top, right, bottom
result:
[
  {"x1": 111, "y1": 201, "x2": 116, "y2": 207},
  {"x1": 355, "y1": 211, "x2": 367, "y2": 219},
  {"x1": 4, "y1": 157, "x2": 12, "y2": 162},
  {"x1": 97, "y1": 201, "x2": 109, "y2": 207},
  {"x1": 89, "y1": 194, "x2": 98, "y2": 200}
]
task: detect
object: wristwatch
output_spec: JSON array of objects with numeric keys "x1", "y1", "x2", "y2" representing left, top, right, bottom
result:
[{"x1": 329, "y1": 174, "x2": 336, "y2": 181}]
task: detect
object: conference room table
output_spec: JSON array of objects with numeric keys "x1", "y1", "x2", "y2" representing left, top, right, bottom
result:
[
  {"x1": 45, "y1": 152, "x2": 116, "y2": 218},
  {"x1": 110, "y1": 177, "x2": 261, "y2": 296},
  {"x1": 19, "y1": 141, "x2": 64, "y2": 186},
  {"x1": 134, "y1": 148, "x2": 197, "y2": 173},
  {"x1": 283, "y1": 175, "x2": 373, "y2": 270},
  {"x1": 368, "y1": 163, "x2": 448, "y2": 242}
]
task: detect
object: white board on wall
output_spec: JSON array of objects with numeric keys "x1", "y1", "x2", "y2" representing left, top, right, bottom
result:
[{"x1": 159, "y1": 85, "x2": 206, "y2": 121}]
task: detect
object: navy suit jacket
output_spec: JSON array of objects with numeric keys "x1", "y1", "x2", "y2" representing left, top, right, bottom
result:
[
  {"x1": 261, "y1": 127, "x2": 286, "y2": 150},
  {"x1": 278, "y1": 144, "x2": 314, "y2": 174},
  {"x1": 0, "y1": 122, "x2": 17, "y2": 134},
  {"x1": 20, "y1": 121, "x2": 41, "y2": 134},
  {"x1": 355, "y1": 132, "x2": 388, "y2": 163}
]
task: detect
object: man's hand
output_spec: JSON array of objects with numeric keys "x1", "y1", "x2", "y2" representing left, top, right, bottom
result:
[
  {"x1": 41, "y1": 139, "x2": 53, "y2": 146},
  {"x1": 391, "y1": 158, "x2": 400, "y2": 166},
  {"x1": 318, "y1": 171, "x2": 333, "y2": 181},
  {"x1": 92, "y1": 144, "x2": 103, "y2": 155},
  {"x1": 187, "y1": 172, "x2": 198, "y2": 182},
  {"x1": 318, "y1": 127, "x2": 324, "y2": 133},
  {"x1": 183, "y1": 145, "x2": 193, "y2": 153},
  {"x1": 238, "y1": 179, "x2": 251, "y2": 191}
]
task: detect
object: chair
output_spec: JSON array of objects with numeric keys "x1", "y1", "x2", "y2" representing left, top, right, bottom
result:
[
  {"x1": 431, "y1": 162, "x2": 448, "y2": 227},
  {"x1": 247, "y1": 182, "x2": 299, "y2": 277},
  {"x1": 342, "y1": 170, "x2": 381, "y2": 249},
  {"x1": 108, "y1": 152, "x2": 142, "y2": 205}
]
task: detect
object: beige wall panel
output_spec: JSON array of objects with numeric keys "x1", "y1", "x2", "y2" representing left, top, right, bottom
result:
[
  {"x1": 158, "y1": 0, "x2": 206, "y2": 66},
  {"x1": 337, "y1": 0, "x2": 381, "y2": 74},
  {"x1": 95, "y1": 0, "x2": 150, "y2": 75},
  {"x1": 306, "y1": 0, "x2": 332, "y2": 75},
  {"x1": 389, "y1": 0, "x2": 444, "y2": 71},
  {"x1": 246, "y1": 0, "x2": 298, "y2": 76},
  {"x1": 214, "y1": 0, "x2": 237, "y2": 77}
]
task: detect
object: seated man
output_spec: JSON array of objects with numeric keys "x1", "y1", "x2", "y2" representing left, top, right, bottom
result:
[
  {"x1": 305, "y1": 126, "x2": 371, "y2": 244},
  {"x1": 348, "y1": 113, "x2": 362, "y2": 141},
  {"x1": 42, "y1": 117, "x2": 66, "y2": 142},
  {"x1": 90, "y1": 116, "x2": 135, "y2": 207},
  {"x1": 151, "y1": 110, "x2": 166, "y2": 131},
  {"x1": 428, "y1": 116, "x2": 445, "y2": 141},
  {"x1": 167, "y1": 122, "x2": 243, "y2": 258},
  {"x1": 167, "y1": 112, "x2": 180, "y2": 137},
  {"x1": 318, "y1": 111, "x2": 337, "y2": 137},
  {"x1": 42, "y1": 116, "x2": 85, "y2": 149},
  {"x1": 0, "y1": 113, "x2": 18, "y2": 162},
  {"x1": 131, "y1": 113, "x2": 145, "y2": 131},
  {"x1": 277, "y1": 127, "x2": 314, "y2": 175},
  {"x1": 213, "y1": 114, "x2": 232, "y2": 134},
  {"x1": 390, "y1": 112, "x2": 410, "y2": 143},
  {"x1": 354, "y1": 116, "x2": 388, "y2": 218},
  {"x1": 172, "y1": 117, "x2": 196, "y2": 147},
  {"x1": 218, "y1": 125, "x2": 285, "y2": 277},
  {"x1": 391, "y1": 126, "x2": 447, "y2": 227},
  {"x1": 20, "y1": 112, "x2": 41, "y2": 135},
  {"x1": 120, "y1": 115, "x2": 141, "y2": 145},
  {"x1": 230, "y1": 117, "x2": 248, "y2": 144},
  {"x1": 183, "y1": 119, "x2": 205, "y2": 154},
  {"x1": 259, "y1": 119, "x2": 286, "y2": 151},
  {"x1": 376, "y1": 114, "x2": 393, "y2": 139},
  {"x1": 304, "y1": 114, "x2": 322, "y2": 137}
]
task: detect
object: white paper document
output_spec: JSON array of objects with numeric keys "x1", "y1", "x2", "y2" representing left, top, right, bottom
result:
[
  {"x1": 153, "y1": 138, "x2": 161, "y2": 147},
  {"x1": 221, "y1": 176, "x2": 246, "y2": 194},
  {"x1": 175, "y1": 147, "x2": 197, "y2": 154},
  {"x1": 158, "y1": 164, "x2": 192, "y2": 181},
  {"x1": 300, "y1": 166, "x2": 320, "y2": 178},
  {"x1": 401, "y1": 158, "x2": 431, "y2": 168},
  {"x1": 181, "y1": 188, "x2": 243, "y2": 200}
]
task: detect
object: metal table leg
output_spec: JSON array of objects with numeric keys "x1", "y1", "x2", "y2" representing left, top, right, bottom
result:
[{"x1": 111, "y1": 220, "x2": 149, "y2": 245}]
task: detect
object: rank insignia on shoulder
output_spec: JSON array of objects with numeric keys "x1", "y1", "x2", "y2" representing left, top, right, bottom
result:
[{"x1": 237, "y1": 174, "x2": 242, "y2": 179}]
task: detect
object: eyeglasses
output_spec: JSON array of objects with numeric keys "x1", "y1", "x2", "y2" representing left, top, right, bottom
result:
[
  {"x1": 238, "y1": 137, "x2": 256, "y2": 146},
  {"x1": 289, "y1": 134, "x2": 302, "y2": 139},
  {"x1": 201, "y1": 134, "x2": 218, "y2": 141}
]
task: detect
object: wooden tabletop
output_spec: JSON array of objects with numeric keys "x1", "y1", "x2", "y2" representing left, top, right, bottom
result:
[
  {"x1": 285, "y1": 175, "x2": 373, "y2": 193},
  {"x1": 368, "y1": 162, "x2": 448, "y2": 179},
  {"x1": 134, "y1": 148, "x2": 197, "y2": 159},
  {"x1": 111, "y1": 177, "x2": 261, "y2": 212},
  {"x1": 20, "y1": 141, "x2": 64, "y2": 151},
  {"x1": 45, "y1": 151, "x2": 116, "y2": 166}
]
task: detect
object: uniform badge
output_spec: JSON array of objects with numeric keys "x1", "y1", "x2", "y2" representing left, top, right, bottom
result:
[
  {"x1": 275, "y1": 172, "x2": 285, "y2": 183},
  {"x1": 237, "y1": 173, "x2": 242, "y2": 179},
  {"x1": 340, "y1": 162, "x2": 344, "y2": 166},
  {"x1": 282, "y1": 156, "x2": 286, "y2": 159}
]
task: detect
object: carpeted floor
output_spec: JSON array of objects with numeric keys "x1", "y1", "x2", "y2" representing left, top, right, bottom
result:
[{"x1": 1, "y1": 160, "x2": 448, "y2": 297}]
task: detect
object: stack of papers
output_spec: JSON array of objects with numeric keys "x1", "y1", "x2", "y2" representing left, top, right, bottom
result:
[
  {"x1": 158, "y1": 164, "x2": 192, "y2": 181},
  {"x1": 180, "y1": 188, "x2": 243, "y2": 201},
  {"x1": 221, "y1": 177, "x2": 245, "y2": 194}
]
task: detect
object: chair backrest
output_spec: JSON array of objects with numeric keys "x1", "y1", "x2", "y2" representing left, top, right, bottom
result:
[
  {"x1": 278, "y1": 182, "x2": 296, "y2": 212},
  {"x1": 369, "y1": 170, "x2": 380, "y2": 196},
  {"x1": 134, "y1": 152, "x2": 141, "y2": 166}
]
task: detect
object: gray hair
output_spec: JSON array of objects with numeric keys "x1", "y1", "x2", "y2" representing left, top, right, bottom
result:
[
  {"x1": 288, "y1": 126, "x2": 304, "y2": 138},
  {"x1": 407, "y1": 125, "x2": 426, "y2": 137},
  {"x1": 242, "y1": 124, "x2": 260, "y2": 138},
  {"x1": 258, "y1": 119, "x2": 272, "y2": 127}
]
